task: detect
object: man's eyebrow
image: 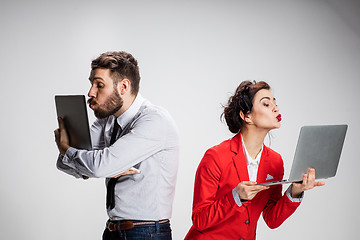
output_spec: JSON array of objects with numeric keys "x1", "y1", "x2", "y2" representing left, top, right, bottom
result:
[{"x1": 89, "y1": 77, "x2": 104, "y2": 81}]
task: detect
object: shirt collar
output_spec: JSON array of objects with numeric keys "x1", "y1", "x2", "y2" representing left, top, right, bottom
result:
[
  {"x1": 114, "y1": 93, "x2": 144, "y2": 129},
  {"x1": 241, "y1": 134, "x2": 263, "y2": 166}
]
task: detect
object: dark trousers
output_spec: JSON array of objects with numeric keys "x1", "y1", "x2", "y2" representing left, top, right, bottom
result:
[{"x1": 102, "y1": 221, "x2": 172, "y2": 240}]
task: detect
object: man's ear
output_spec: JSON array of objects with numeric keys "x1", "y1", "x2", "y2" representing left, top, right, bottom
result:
[
  {"x1": 117, "y1": 78, "x2": 131, "y2": 95},
  {"x1": 240, "y1": 111, "x2": 252, "y2": 124}
]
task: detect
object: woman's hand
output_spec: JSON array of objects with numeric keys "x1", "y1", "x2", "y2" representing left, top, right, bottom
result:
[
  {"x1": 291, "y1": 168, "x2": 325, "y2": 198},
  {"x1": 236, "y1": 181, "x2": 269, "y2": 201}
]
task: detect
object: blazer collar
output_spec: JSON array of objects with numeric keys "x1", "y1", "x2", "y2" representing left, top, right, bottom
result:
[
  {"x1": 231, "y1": 133, "x2": 249, "y2": 182},
  {"x1": 230, "y1": 133, "x2": 270, "y2": 183}
]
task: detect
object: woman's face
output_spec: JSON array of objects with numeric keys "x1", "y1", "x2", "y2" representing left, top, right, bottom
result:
[{"x1": 246, "y1": 89, "x2": 281, "y2": 130}]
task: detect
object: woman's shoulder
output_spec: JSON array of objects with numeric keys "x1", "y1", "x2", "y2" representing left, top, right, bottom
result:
[
  {"x1": 200, "y1": 138, "x2": 234, "y2": 166},
  {"x1": 196, "y1": 139, "x2": 232, "y2": 175},
  {"x1": 206, "y1": 138, "x2": 232, "y2": 155}
]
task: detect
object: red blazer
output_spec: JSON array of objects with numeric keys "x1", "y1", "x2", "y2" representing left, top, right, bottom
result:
[{"x1": 185, "y1": 134, "x2": 300, "y2": 240}]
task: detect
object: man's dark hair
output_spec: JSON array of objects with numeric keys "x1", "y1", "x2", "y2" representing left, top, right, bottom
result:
[{"x1": 91, "y1": 51, "x2": 140, "y2": 95}]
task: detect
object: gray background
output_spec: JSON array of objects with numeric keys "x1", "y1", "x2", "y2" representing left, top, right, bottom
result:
[{"x1": 1, "y1": 0, "x2": 359, "y2": 239}]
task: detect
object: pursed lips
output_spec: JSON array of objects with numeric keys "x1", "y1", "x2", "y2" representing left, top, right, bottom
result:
[
  {"x1": 276, "y1": 114, "x2": 282, "y2": 121},
  {"x1": 88, "y1": 98, "x2": 96, "y2": 108}
]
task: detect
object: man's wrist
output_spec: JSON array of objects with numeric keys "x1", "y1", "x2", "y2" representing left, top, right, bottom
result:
[{"x1": 60, "y1": 145, "x2": 70, "y2": 157}]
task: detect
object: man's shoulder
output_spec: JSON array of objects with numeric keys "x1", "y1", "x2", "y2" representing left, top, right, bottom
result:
[{"x1": 137, "y1": 100, "x2": 175, "y2": 124}]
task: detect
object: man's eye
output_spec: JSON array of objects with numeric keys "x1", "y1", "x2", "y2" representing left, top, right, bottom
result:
[{"x1": 97, "y1": 84, "x2": 103, "y2": 88}]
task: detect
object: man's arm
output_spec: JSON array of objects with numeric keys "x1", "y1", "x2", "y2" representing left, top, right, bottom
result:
[
  {"x1": 56, "y1": 109, "x2": 170, "y2": 178},
  {"x1": 56, "y1": 155, "x2": 84, "y2": 179},
  {"x1": 55, "y1": 117, "x2": 106, "y2": 179}
]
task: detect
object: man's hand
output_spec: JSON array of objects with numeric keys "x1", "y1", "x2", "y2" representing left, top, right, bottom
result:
[
  {"x1": 236, "y1": 181, "x2": 269, "y2": 201},
  {"x1": 54, "y1": 117, "x2": 70, "y2": 156},
  {"x1": 110, "y1": 168, "x2": 140, "y2": 178},
  {"x1": 291, "y1": 168, "x2": 325, "y2": 198}
]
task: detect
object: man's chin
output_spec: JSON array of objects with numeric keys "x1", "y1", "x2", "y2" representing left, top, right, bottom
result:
[{"x1": 94, "y1": 110, "x2": 109, "y2": 119}]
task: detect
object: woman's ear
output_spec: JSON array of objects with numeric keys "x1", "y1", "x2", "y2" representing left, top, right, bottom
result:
[{"x1": 240, "y1": 111, "x2": 252, "y2": 124}]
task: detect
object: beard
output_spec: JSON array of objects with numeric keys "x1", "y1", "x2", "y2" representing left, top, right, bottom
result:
[{"x1": 89, "y1": 88, "x2": 123, "y2": 119}]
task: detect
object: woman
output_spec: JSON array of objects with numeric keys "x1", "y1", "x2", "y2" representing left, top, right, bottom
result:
[{"x1": 185, "y1": 81, "x2": 324, "y2": 240}]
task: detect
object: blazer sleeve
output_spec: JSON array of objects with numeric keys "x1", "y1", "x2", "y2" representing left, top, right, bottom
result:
[
  {"x1": 191, "y1": 148, "x2": 246, "y2": 231},
  {"x1": 262, "y1": 158, "x2": 301, "y2": 229}
]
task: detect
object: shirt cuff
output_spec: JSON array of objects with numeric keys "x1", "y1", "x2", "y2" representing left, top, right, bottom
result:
[
  {"x1": 286, "y1": 184, "x2": 304, "y2": 203},
  {"x1": 62, "y1": 147, "x2": 77, "y2": 168},
  {"x1": 232, "y1": 187, "x2": 242, "y2": 207}
]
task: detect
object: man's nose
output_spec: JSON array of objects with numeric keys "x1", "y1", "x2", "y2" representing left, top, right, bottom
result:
[{"x1": 88, "y1": 85, "x2": 96, "y2": 98}]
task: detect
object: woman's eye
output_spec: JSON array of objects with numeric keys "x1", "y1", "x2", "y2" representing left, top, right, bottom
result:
[
  {"x1": 264, "y1": 103, "x2": 269, "y2": 107},
  {"x1": 97, "y1": 84, "x2": 103, "y2": 88}
]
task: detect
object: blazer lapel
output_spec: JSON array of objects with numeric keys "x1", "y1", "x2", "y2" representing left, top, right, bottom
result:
[
  {"x1": 256, "y1": 146, "x2": 270, "y2": 184},
  {"x1": 231, "y1": 134, "x2": 250, "y2": 182}
]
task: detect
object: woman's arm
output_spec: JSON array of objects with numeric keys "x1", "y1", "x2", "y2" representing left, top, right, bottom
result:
[{"x1": 191, "y1": 149, "x2": 247, "y2": 231}]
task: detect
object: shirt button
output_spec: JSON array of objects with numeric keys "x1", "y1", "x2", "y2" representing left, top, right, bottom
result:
[
  {"x1": 245, "y1": 220, "x2": 250, "y2": 224},
  {"x1": 239, "y1": 238, "x2": 244, "y2": 240}
]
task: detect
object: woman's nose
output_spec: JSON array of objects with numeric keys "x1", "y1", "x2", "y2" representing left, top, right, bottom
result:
[{"x1": 273, "y1": 103, "x2": 279, "y2": 112}]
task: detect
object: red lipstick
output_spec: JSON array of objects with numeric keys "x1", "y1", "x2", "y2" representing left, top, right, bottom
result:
[{"x1": 276, "y1": 114, "x2": 282, "y2": 121}]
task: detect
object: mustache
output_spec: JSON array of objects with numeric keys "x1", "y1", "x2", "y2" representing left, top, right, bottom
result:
[{"x1": 87, "y1": 98, "x2": 96, "y2": 105}]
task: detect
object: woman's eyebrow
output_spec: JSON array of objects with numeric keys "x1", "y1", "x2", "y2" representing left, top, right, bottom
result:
[
  {"x1": 260, "y1": 96, "x2": 276, "y2": 102},
  {"x1": 260, "y1": 96, "x2": 270, "y2": 101}
]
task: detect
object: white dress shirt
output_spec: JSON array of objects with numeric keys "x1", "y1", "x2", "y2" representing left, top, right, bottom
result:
[
  {"x1": 57, "y1": 94, "x2": 180, "y2": 221},
  {"x1": 241, "y1": 135, "x2": 263, "y2": 182}
]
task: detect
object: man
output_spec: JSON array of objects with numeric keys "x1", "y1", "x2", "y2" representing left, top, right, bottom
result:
[{"x1": 54, "y1": 51, "x2": 179, "y2": 240}]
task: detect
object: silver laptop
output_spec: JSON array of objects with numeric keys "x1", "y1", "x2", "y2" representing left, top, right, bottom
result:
[
  {"x1": 55, "y1": 95, "x2": 92, "y2": 150},
  {"x1": 259, "y1": 124, "x2": 347, "y2": 186}
]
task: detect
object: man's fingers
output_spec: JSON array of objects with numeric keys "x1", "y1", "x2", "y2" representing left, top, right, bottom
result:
[
  {"x1": 54, "y1": 128, "x2": 60, "y2": 137},
  {"x1": 110, "y1": 169, "x2": 139, "y2": 178},
  {"x1": 54, "y1": 128, "x2": 62, "y2": 144},
  {"x1": 57, "y1": 117, "x2": 63, "y2": 126},
  {"x1": 57, "y1": 117, "x2": 67, "y2": 132},
  {"x1": 57, "y1": 118, "x2": 69, "y2": 139}
]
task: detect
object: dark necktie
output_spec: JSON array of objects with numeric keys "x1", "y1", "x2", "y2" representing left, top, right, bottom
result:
[{"x1": 106, "y1": 119, "x2": 121, "y2": 210}]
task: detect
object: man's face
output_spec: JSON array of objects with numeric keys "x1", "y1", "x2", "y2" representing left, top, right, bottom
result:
[{"x1": 88, "y1": 68, "x2": 123, "y2": 119}]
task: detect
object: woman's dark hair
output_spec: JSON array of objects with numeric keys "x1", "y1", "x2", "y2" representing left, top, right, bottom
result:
[
  {"x1": 222, "y1": 80, "x2": 271, "y2": 134},
  {"x1": 91, "y1": 51, "x2": 140, "y2": 95}
]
